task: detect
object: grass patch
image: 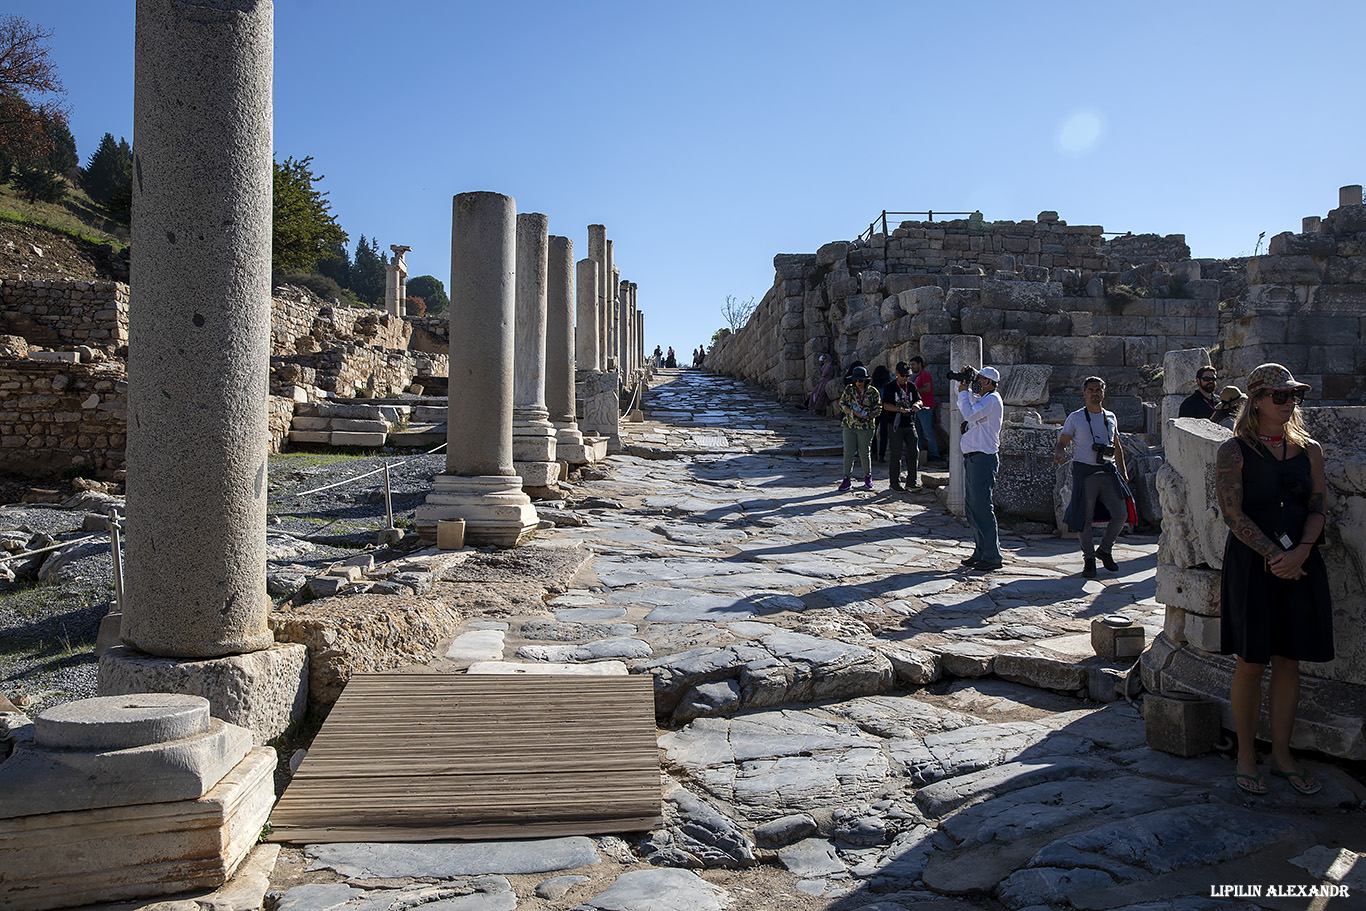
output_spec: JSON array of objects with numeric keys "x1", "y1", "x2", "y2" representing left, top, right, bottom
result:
[
  {"x1": 269, "y1": 451, "x2": 373, "y2": 470},
  {"x1": 0, "y1": 180, "x2": 129, "y2": 250}
]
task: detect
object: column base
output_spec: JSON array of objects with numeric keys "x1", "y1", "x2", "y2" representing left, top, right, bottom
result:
[
  {"x1": 512, "y1": 418, "x2": 557, "y2": 463},
  {"x1": 415, "y1": 474, "x2": 538, "y2": 547},
  {"x1": 98, "y1": 643, "x2": 308, "y2": 745},
  {"x1": 553, "y1": 423, "x2": 606, "y2": 464},
  {"x1": 513, "y1": 460, "x2": 561, "y2": 489}
]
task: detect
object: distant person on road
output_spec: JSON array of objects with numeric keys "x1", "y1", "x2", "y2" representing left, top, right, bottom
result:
[
  {"x1": 882, "y1": 362, "x2": 922, "y2": 491},
  {"x1": 808, "y1": 354, "x2": 836, "y2": 414},
  {"x1": 653, "y1": 345, "x2": 663, "y2": 368},
  {"x1": 1216, "y1": 363, "x2": 1332, "y2": 798},
  {"x1": 698, "y1": 345, "x2": 706, "y2": 367},
  {"x1": 1056, "y1": 376, "x2": 1131, "y2": 578},
  {"x1": 666, "y1": 346, "x2": 677, "y2": 368},
  {"x1": 838, "y1": 365, "x2": 881, "y2": 492},
  {"x1": 909, "y1": 356, "x2": 941, "y2": 464}
]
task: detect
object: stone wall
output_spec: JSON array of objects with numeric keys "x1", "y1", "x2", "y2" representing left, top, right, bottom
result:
[
  {"x1": 271, "y1": 286, "x2": 412, "y2": 356},
  {"x1": 0, "y1": 359, "x2": 127, "y2": 477},
  {"x1": 1105, "y1": 233, "x2": 1192, "y2": 269},
  {"x1": 0, "y1": 277, "x2": 129, "y2": 355},
  {"x1": 709, "y1": 215, "x2": 1221, "y2": 433},
  {"x1": 1220, "y1": 190, "x2": 1366, "y2": 405}
]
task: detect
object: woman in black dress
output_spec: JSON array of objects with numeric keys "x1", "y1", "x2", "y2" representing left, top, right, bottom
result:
[{"x1": 1215, "y1": 364, "x2": 1332, "y2": 796}]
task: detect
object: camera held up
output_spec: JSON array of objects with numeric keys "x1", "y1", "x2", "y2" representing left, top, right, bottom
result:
[{"x1": 947, "y1": 364, "x2": 977, "y2": 384}]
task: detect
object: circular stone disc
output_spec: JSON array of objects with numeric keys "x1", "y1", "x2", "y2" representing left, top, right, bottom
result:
[{"x1": 35, "y1": 693, "x2": 211, "y2": 751}]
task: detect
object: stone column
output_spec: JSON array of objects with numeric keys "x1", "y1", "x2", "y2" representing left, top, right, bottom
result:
[
  {"x1": 575, "y1": 257, "x2": 600, "y2": 374},
  {"x1": 588, "y1": 226, "x2": 607, "y2": 371},
  {"x1": 631, "y1": 283, "x2": 641, "y2": 372},
  {"x1": 101, "y1": 0, "x2": 307, "y2": 740},
  {"x1": 415, "y1": 191, "x2": 536, "y2": 546},
  {"x1": 385, "y1": 263, "x2": 401, "y2": 316},
  {"x1": 619, "y1": 279, "x2": 632, "y2": 376},
  {"x1": 122, "y1": 0, "x2": 276, "y2": 659},
  {"x1": 511, "y1": 213, "x2": 559, "y2": 492},
  {"x1": 546, "y1": 235, "x2": 591, "y2": 463},
  {"x1": 605, "y1": 240, "x2": 616, "y2": 369},
  {"x1": 948, "y1": 335, "x2": 983, "y2": 518},
  {"x1": 636, "y1": 307, "x2": 645, "y2": 374}
]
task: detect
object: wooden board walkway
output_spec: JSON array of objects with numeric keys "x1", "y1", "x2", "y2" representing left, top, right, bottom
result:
[{"x1": 268, "y1": 674, "x2": 663, "y2": 843}]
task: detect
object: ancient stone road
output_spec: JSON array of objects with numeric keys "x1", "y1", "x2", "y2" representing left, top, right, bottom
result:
[{"x1": 269, "y1": 368, "x2": 1365, "y2": 911}]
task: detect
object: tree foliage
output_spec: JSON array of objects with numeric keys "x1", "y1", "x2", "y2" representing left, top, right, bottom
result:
[
  {"x1": 11, "y1": 161, "x2": 64, "y2": 202},
  {"x1": 350, "y1": 234, "x2": 386, "y2": 305},
  {"x1": 272, "y1": 155, "x2": 348, "y2": 275},
  {"x1": 314, "y1": 236, "x2": 351, "y2": 289},
  {"x1": 81, "y1": 133, "x2": 131, "y2": 203},
  {"x1": 406, "y1": 274, "x2": 448, "y2": 315},
  {"x1": 721, "y1": 294, "x2": 757, "y2": 332},
  {"x1": 0, "y1": 15, "x2": 69, "y2": 175}
]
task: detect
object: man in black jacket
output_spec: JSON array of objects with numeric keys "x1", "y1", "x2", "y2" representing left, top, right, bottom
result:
[
  {"x1": 1178, "y1": 367, "x2": 1219, "y2": 419},
  {"x1": 882, "y1": 362, "x2": 922, "y2": 491}
]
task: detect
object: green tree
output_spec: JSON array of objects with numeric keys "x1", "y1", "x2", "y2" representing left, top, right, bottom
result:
[
  {"x1": 315, "y1": 236, "x2": 351, "y2": 289},
  {"x1": 272, "y1": 155, "x2": 347, "y2": 275},
  {"x1": 81, "y1": 132, "x2": 132, "y2": 203},
  {"x1": 12, "y1": 161, "x2": 64, "y2": 202},
  {"x1": 350, "y1": 235, "x2": 386, "y2": 305},
  {"x1": 406, "y1": 274, "x2": 448, "y2": 315},
  {"x1": 0, "y1": 15, "x2": 69, "y2": 174}
]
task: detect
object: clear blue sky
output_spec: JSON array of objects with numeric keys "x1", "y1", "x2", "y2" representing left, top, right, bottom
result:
[{"x1": 24, "y1": 1, "x2": 1366, "y2": 354}]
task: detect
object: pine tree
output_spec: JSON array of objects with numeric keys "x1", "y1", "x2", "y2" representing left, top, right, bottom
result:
[
  {"x1": 315, "y1": 236, "x2": 351, "y2": 289},
  {"x1": 350, "y1": 235, "x2": 386, "y2": 306},
  {"x1": 271, "y1": 155, "x2": 347, "y2": 274},
  {"x1": 81, "y1": 132, "x2": 132, "y2": 204}
]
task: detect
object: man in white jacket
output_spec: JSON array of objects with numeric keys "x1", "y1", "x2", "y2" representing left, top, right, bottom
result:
[{"x1": 958, "y1": 366, "x2": 1004, "y2": 571}]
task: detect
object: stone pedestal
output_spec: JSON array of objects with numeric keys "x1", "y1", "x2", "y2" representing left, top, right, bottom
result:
[
  {"x1": 582, "y1": 370, "x2": 622, "y2": 453},
  {"x1": 1143, "y1": 691, "x2": 1222, "y2": 757},
  {"x1": 124, "y1": 0, "x2": 274, "y2": 659},
  {"x1": 98, "y1": 642, "x2": 308, "y2": 745},
  {"x1": 512, "y1": 213, "x2": 558, "y2": 490},
  {"x1": 0, "y1": 695, "x2": 275, "y2": 911},
  {"x1": 947, "y1": 336, "x2": 982, "y2": 517},
  {"x1": 417, "y1": 191, "x2": 536, "y2": 547}
]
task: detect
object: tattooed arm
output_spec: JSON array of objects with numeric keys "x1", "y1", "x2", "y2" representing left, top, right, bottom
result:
[{"x1": 1215, "y1": 439, "x2": 1281, "y2": 562}]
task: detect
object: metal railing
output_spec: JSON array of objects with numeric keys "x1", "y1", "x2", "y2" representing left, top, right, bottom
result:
[{"x1": 855, "y1": 210, "x2": 977, "y2": 245}]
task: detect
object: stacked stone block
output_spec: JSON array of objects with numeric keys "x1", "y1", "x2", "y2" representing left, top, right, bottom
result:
[
  {"x1": 1221, "y1": 185, "x2": 1366, "y2": 405},
  {"x1": 0, "y1": 278, "x2": 129, "y2": 354},
  {"x1": 0, "y1": 360, "x2": 127, "y2": 477}
]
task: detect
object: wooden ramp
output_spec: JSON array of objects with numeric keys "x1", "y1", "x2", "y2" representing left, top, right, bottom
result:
[{"x1": 268, "y1": 674, "x2": 662, "y2": 843}]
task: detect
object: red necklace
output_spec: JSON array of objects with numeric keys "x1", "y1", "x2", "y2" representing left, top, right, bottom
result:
[{"x1": 1257, "y1": 433, "x2": 1283, "y2": 443}]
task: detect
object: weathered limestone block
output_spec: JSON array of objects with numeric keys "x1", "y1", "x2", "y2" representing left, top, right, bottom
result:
[
  {"x1": 1161, "y1": 348, "x2": 1211, "y2": 396},
  {"x1": 816, "y1": 242, "x2": 848, "y2": 265},
  {"x1": 1246, "y1": 254, "x2": 1323, "y2": 285},
  {"x1": 1156, "y1": 564, "x2": 1221, "y2": 617},
  {"x1": 1024, "y1": 335, "x2": 1125, "y2": 367},
  {"x1": 981, "y1": 279, "x2": 1063, "y2": 313},
  {"x1": 1161, "y1": 418, "x2": 1231, "y2": 570},
  {"x1": 996, "y1": 365, "x2": 1052, "y2": 406},
  {"x1": 98, "y1": 643, "x2": 307, "y2": 745},
  {"x1": 1269, "y1": 231, "x2": 1336, "y2": 257},
  {"x1": 270, "y1": 595, "x2": 463, "y2": 713}
]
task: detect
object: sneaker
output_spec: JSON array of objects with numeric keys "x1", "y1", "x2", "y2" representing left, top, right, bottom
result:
[
  {"x1": 863, "y1": 475, "x2": 874, "y2": 491},
  {"x1": 889, "y1": 481, "x2": 904, "y2": 492},
  {"x1": 1098, "y1": 550, "x2": 1119, "y2": 572},
  {"x1": 973, "y1": 561, "x2": 1004, "y2": 572},
  {"x1": 1082, "y1": 558, "x2": 1097, "y2": 578},
  {"x1": 838, "y1": 477, "x2": 851, "y2": 492},
  {"x1": 959, "y1": 556, "x2": 979, "y2": 568}
]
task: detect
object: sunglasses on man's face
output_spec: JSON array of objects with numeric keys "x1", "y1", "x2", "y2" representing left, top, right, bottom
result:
[
  {"x1": 1266, "y1": 389, "x2": 1305, "y2": 405},
  {"x1": 1199, "y1": 374, "x2": 1217, "y2": 382}
]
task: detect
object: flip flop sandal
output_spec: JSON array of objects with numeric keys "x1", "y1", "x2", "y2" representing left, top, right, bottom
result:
[
  {"x1": 1235, "y1": 772, "x2": 1268, "y2": 796},
  {"x1": 1271, "y1": 768, "x2": 1322, "y2": 795}
]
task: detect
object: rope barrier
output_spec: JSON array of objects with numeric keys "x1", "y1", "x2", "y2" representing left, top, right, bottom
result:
[
  {"x1": 0, "y1": 532, "x2": 104, "y2": 565},
  {"x1": 268, "y1": 441, "x2": 447, "y2": 502}
]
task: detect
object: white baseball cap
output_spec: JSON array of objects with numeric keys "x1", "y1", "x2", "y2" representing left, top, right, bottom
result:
[{"x1": 978, "y1": 366, "x2": 1000, "y2": 383}]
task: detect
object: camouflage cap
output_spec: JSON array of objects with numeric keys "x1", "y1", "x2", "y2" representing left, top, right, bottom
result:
[{"x1": 1246, "y1": 363, "x2": 1310, "y2": 394}]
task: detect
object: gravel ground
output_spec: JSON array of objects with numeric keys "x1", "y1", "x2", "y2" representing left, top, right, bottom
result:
[{"x1": 0, "y1": 451, "x2": 459, "y2": 716}]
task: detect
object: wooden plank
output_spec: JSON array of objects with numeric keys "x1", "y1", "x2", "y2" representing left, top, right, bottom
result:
[{"x1": 269, "y1": 673, "x2": 662, "y2": 843}]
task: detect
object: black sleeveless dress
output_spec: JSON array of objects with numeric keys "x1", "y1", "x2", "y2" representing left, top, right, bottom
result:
[{"x1": 1219, "y1": 438, "x2": 1333, "y2": 664}]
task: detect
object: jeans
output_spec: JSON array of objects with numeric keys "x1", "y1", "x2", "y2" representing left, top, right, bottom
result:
[
  {"x1": 964, "y1": 451, "x2": 1002, "y2": 564},
  {"x1": 842, "y1": 427, "x2": 874, "y2": 478},
  {"x1": 1077, "y1": 466, "x2": 1127, "y2": 558},
  {"x1": 887, "y1": 422, "x2": 919, "y2": 486},
  {"x1": 915, "y1": 408, "x2": 940, "y2": 458}
]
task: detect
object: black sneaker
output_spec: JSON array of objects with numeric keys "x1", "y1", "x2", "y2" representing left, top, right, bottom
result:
[
  {"x1": 1098, "y1": 550, "x2": 1119, "y2": 572},
  {"x1": 1082, "y1": 558, "x2": 1097, "y2": 578},
  {"x1": 959, "y1": 556, "x2": 979, "y2": 568},
  {"x1": 973, "y1": 561, "x2": 1003, "y2": 572}
]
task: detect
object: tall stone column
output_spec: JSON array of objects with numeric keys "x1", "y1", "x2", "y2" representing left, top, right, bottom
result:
[
  {"x1": 605, "y1": 240, "x2": 616, "y2": 368},
  {"x1": 631, "y1": 283, "x2": 640, "y2": 372},
  {"x1": 385, "y1": 244, "x2": 410, "y2": 317},
  {"x1": 636, "y1": 307, "x2": 645, "y2": 373},
  {"x1": 101, "y1": 0, "x2": 307, "y2": 743},
  {"x1": 415, "y1": 192, "x2": 537, "y2": 545},
  {"x1": 587, "y1": 226, "x2": 607, "y2": 371},
  {"x1": 546, "y1": 235, "x2": 591, "y2": 463},
  {"x1": 122, "y1": 0, "x2": 276, "y2": 659},
  {"x1": 948, "y1": 335, "x2": 983, "y2": 518},
  {"x1": 575, "y1": 257, "x2": 600, "y2": 374},
  {"x1": 619, "y1": 279, "x2": 632, "y2": 375},
  {"x1": 510, "y1": 213, "x2": 558, "y2": 491}
]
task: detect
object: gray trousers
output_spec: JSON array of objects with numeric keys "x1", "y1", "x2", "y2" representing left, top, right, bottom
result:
[{"x1": 1078, "y1": 468, "x2": 1127, "y2": 558}]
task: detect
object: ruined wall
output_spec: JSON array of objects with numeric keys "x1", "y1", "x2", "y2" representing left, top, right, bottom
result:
[
  {"x1": 0, "y1": 360, "x2": 127, "y2": 478},
  {"x1": 1219, "y1": 189, "x2": 1366, "y2": 406},
  {"x1": 710, "y1": 213, "x2": 1222, "y2": 433},
  {"x1": 271, "y1": 286, "x2": 412, "y2": 356},
  {"x1": 0, "y1": 278, "x2": 129, "y2": 355}
]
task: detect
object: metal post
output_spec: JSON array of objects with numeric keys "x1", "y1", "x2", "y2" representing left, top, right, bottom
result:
[
  {"x1": 928, "y1": 210, "x2": 934, "y2": 222},
  {"x1": 881, "y1": 211, "x2": 888, "y2": 235},
  {"x1": 383, "y1": 462, "x2": 394, "y2": 530},
  {"x1": 108, "y1": 506, "x2": 125, "y2": 613}
]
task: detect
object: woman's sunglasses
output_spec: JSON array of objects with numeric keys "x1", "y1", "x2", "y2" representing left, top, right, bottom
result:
[{"x1": 1264, "y1": 389, "x2": 1305, "y2": 405}]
